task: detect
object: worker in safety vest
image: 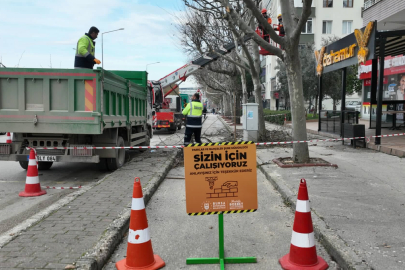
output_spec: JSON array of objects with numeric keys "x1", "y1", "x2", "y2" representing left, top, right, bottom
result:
[
  {"x1": 182, "y1": 93, "x2": 203, "y2": 145},
  {"x1": 274, "y1": 14, "x2": 285, "y2": 36},
  {"x1": 74, "y1": 26, "x2": 101, "y2": 69},
  {"x1": 258, "y1": 9, "x2": 272, "y2": 42}
]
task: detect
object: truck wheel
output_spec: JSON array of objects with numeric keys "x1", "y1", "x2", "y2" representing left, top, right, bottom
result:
[
  {"x1": 177, "y1": 121, "x2": 182, "y2": 130},
  {"x1": 97, "y1": 158, "x2": 109, "y2": 171},
  {"x1": 38, "y1": 162, "x2": 53, "y2": 170},
  {"x1": 107, "y1": 136, "x2": 125, "y2": 171},
  {"x1": 168, "y1": 124, "x2": 176, "y2": 134},
  {"x1": 19, "y1": 161, "x2": 29, "y2": 170}
]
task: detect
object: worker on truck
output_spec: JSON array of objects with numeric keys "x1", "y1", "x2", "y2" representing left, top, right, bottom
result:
[
  {"x1": 74, "y1": 26, "x2": 101, "y2": 69},
  {"x1": 182, "y1": 93, "x2": 203, "y2": 145}
]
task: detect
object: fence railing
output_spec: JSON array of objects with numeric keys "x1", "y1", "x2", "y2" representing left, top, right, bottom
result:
[
  {"x1": 319, "y1": 110, "x2": 360, "y2": 136},
  {"x1": 364, "y1": 0, "x2": 382, "y2": 10}
]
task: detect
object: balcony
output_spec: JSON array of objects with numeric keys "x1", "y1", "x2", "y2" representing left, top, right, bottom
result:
[{"x1": 364, "y1": 0, "x2": 382, "y2": 10}]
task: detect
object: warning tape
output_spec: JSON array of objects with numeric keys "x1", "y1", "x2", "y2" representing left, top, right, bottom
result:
[
  {"x1": 41, "y1": 185, "x2": 82, "y2": 189},
  {"x1": 221, "y1": 114, "x2": 287, "y2": 118},
  {"x1": 26, "y1": 132, "x2": 405, "y2": 150},
  {"x1": 188, "y1": 209, "x2": 257, "y2": 216}
]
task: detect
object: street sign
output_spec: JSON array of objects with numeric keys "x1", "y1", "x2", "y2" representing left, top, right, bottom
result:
[{"x1": 184, "y1": 142, "x2": 258, "y2": 215}]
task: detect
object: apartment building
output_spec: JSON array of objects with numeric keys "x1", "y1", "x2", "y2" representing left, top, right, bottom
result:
[{"x1": 262, "y1": 0, "x2": 363, "y2": 110}]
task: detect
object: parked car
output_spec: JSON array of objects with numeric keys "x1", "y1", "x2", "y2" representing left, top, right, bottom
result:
[{"x1": 345, "y1": 101, "x2": 361, "y2": 111}]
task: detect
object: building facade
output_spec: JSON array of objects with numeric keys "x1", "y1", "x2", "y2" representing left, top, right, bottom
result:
[
  {"x1": 262, "y1": 0, "x2": 363, "y2": 110},
  {"x1": 359, "y1": 0, "x2": 405, "y2": 120}
]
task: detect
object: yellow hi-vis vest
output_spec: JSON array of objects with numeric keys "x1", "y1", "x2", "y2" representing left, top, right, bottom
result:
[{"x1": 182, "y1": 100, "x2": 203, "y2": 128}]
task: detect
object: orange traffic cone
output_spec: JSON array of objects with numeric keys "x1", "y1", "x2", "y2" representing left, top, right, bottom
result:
[
  {"x1": 116, "y1": 177, "x2": 165, "y2": 270},
  {"x1": 19, "y1": 149, "x2": 47, "y2": 197},
  {"x1": 279, "y1": 179, "x2": 328, "y2": 270},
  {"x1": 6, "y1": 132, "x2": 12, "y2": 144}
]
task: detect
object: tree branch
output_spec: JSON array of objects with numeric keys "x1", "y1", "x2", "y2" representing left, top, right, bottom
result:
[{"x1": 293, "y1": 0, "x2": 312, "y2": 40}]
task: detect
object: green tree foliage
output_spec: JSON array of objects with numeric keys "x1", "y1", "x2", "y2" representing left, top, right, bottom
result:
[{"x1": 275, "y1": 43, "x2": 318, "y2": 110}]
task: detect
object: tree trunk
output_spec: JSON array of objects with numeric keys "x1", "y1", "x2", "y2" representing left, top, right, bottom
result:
[
  {"x1": 236, "y1": 92, "x2": 241, "y2": 124},
  {"x1": 225, "y1": 93, "x2": 232, "y2": 116},
  {"x1": 251, "y1": 44, "x2": 266, "y2": 141},
  {"x1": 284, "y1": 46, "x2": 310, "y2": 163},
  {"x1": 240, "y1": 68, "x2": 248, "y2": 104}
]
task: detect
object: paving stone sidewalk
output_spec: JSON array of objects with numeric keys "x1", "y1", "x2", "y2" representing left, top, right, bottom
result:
[{"x1": 0, "y1": 149, "x2": 179, "y2": 270}]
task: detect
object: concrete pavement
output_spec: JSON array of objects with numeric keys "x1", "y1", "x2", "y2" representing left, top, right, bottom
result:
[
  {"x1": 0, "y1": 148, "x2": 179, "y2": 269},
  {"x1": 103, "y1": 167, "x2": 338, "y2": 270},
  {"x1": 221, "y1": 117, "x2": 405, "y2": 269}
]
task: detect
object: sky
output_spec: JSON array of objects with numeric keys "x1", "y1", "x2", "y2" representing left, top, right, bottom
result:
[{"x1": 0, "y1": 0, "x2": 198, "y2": 87}]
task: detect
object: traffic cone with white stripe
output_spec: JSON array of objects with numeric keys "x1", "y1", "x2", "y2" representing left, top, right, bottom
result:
[
  {"x1": 19, "y1": 149, "x2": 46, "y2": 197},
  {"x1": 279, "y1": 179, "x2": 328, "y2": 270},
  {"x1": 6, "y1": 132, "x2": 12, "y2": 144},
  {"x1": 116, "y1": 177, "x2": 165, "y2": 270}
]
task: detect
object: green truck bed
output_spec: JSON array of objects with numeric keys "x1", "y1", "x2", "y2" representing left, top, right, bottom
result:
[{"x1": 0, "y1": 67, "x2": 148, "y2": 134}]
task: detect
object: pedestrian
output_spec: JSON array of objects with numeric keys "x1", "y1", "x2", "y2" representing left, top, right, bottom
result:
[
  {"x1": 203, "y1": 107, "x2": 207, "y2": 119},
  {"x1": 182, "y1": 93, "x2": 203, "y2": 145},
  {"x1": 74, "y1": 26, "x2": 101, "y2": 69},
  {"x1": 212, "y1": 108, "x2": 215, "y2": 114}
]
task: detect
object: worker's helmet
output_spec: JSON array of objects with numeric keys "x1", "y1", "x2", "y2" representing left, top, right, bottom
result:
[
  {"x1": 261, "y1": 8, "x2": 267, "y2": 14},
  {"x1": 277, "y1": 14, "x2": 282, "y2": 18}
]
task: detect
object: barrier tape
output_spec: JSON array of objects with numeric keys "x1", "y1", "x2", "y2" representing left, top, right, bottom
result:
[
  {"x1": 26, "y1": 132, "x2": 405, "y2": 150},
  {"x1": 42, "y1": 185, "x2": 82, "y2": 189},
  {"x1": 221, "y1": 114, "x2": 287, "y2": 118}
]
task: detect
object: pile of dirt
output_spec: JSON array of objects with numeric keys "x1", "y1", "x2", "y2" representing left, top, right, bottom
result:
[{"x1": 273, "y1": 157, "x2": 338, "y2": 168}]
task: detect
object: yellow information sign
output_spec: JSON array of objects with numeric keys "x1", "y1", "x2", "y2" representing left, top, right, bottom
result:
[{"x1": 184, "y1": 142, "x2": 258, "y2": 215}]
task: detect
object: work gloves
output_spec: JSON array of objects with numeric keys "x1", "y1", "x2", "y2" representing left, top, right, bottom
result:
[{"x1": 94, "y1": 58, "x2": 101, "y2": 64}]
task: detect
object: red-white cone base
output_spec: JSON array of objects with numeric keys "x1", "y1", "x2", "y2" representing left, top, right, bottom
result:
[
  {"x1": 279, "y1": 253, "x2": 328, "y2": 270},
  {"x1": 19, "y1": 189, "x2": 47, "y2": 197},
  {"x1": 19, "y1": 149, "x2": 46, "y2": 197},
  {"x1": 115, "y1": 254, "x2": 165, "y2": 270}
]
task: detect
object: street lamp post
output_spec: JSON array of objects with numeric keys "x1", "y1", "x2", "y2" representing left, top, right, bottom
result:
[
  {"x1": 102, "y1": 28, "x2": 124, "y2": 70},
  {"x1": 146, "y1": 62, "x2": 160, "y2": 72}
]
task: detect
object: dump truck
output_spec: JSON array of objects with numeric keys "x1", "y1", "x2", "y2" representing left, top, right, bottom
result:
[{"x1": 0, "y1": 67, "x2": 152, "y2": 171}]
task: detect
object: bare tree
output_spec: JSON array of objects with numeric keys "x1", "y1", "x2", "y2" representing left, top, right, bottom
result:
[
  {"x1": 216, "y1": 0, "x2": 312, "y2": 163},
  {"x1": 182, "y1": 0, "x2": 268, "y2": 140}
]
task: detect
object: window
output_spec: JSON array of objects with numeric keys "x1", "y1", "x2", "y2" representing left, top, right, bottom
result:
[
  {"x1": 322, "y1": 21, "x2": 332, "y2": 34},
  {"x1": 323, "y1": 0, "x2": 333, "y2": 7},
  {"x1": 342, "y1": 20, "x2": 353, "y2": 35},
  {"x1": 301, "y1": 18, "x2": 313, "y2": 34},
  {"x1": 343, "y1": 0, "x2": 353, "y2": 7}
]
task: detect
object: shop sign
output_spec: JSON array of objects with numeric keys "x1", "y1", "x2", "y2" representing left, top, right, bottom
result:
[
  {"x1": 184, "y1": 143, "x2": 258, "y2": 215},
  {"x1": 315, "y1": 21, "x2": 375, "y2": 75},
  {"x1": 363, "y1": 77, "x2": 388, "y2": 86}
]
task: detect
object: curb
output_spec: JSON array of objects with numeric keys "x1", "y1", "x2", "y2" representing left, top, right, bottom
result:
[
  {"x1": 257, "y1": 163, "x2": 368, "y2": 270},
  {"x1": 75, "y1": 149, "x2": 180, "y2": 270}
]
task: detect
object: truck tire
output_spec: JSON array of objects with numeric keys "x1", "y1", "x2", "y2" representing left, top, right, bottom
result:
[
  {"x1": 97, "y1": 158, "x2": 109, "y2": 171},
  {"x1": 107, "y1": 136, "x2": 125, "y2": 171},
  {"x1": 168, "y1": 124, "x2": 176, "y2": 134},
  {"x1": 19, "y1": 161, "x2": 29, "y2": 170},
  {"x1": 38, "y1": 162, "x2": 53, "y2": 170},
  {"x1": 177, "y1": 120, "x2": 182, "y2": 130}
]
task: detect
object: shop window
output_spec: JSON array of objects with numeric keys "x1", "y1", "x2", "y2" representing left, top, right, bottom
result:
[{"x1": 323, "y1": 0, "x2": 333, "y2": 7}]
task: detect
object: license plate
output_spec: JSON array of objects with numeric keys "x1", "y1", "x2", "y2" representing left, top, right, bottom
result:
[{"x1": 37, "y1": 155, "x2": 56, "y2": 162}]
